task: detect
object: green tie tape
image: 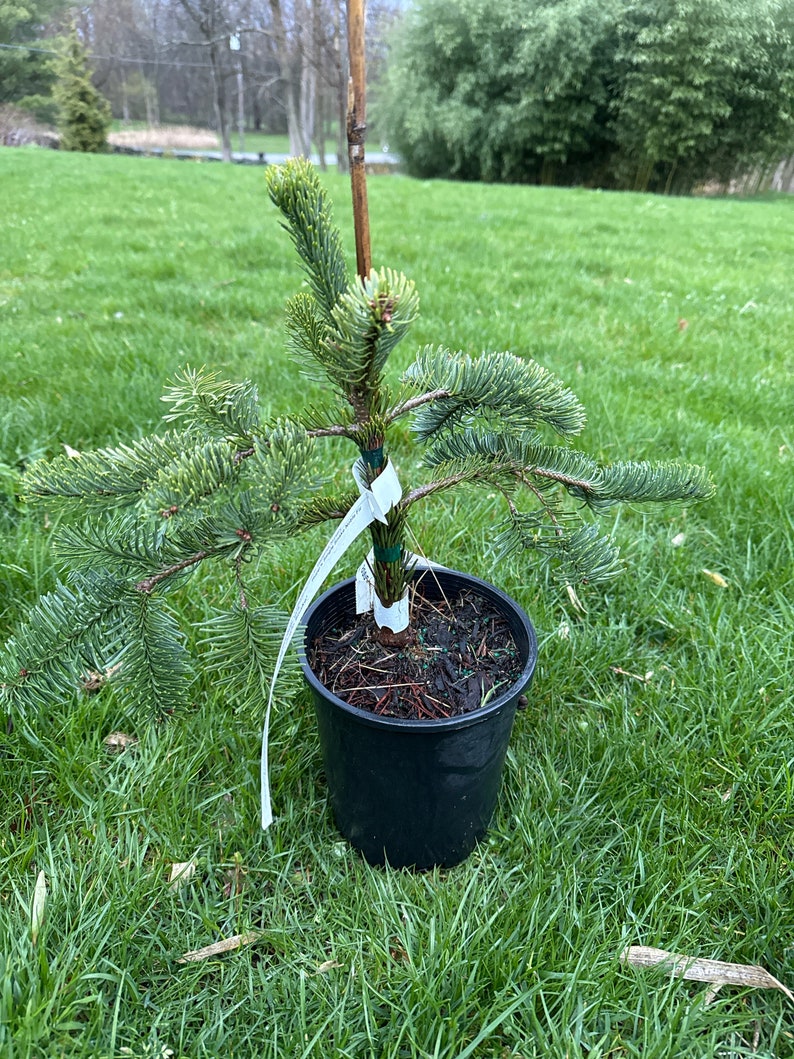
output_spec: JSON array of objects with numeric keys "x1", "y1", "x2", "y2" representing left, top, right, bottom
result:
[
  {"x1": 373, "y1": 544, "x2": 402, "y2": 563},
  {"x1": 360, "y1": 446, "x2": 384, "y2": 468}
]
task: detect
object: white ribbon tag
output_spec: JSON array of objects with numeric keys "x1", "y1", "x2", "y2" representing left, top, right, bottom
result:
[
  {"x1": 355, "y1": 548, "x2": 410, "y2": 633},
  {"x1": 260, "y1": 458, "x2": 402, "y2": 829},
  {"x1": 357, "y1": 547, "x2": 450, "y2": 633}
]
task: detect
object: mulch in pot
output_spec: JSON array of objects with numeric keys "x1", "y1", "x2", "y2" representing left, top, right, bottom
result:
[{"x1": 308, "y1": 578, "x2": 523, "y2": 720}]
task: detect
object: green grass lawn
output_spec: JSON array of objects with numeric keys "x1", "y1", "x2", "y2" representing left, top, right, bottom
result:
[{"x1": 1, "y1": 146, "x2": 793, "y2": 1058}]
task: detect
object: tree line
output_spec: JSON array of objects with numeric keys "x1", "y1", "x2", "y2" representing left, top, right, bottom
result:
[
  {"x1": 377, "y1": 0, "x2": 794, "y2": 193},
  {"x1": 1, "y1": 0, "x2": 399, "y2": 164},
  {"x1": 3, "y1": 0, "x2": 793, "y2": 191}
]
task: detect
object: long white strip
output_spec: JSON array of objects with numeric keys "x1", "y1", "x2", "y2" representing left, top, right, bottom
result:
[{"x1": 260, "y1": 459, "x2": 402, "y2": 828}]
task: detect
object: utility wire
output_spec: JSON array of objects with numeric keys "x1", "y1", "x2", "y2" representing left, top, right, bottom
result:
[{"x1": 0, "y1": 41, "x2": 216, "y2": 70}]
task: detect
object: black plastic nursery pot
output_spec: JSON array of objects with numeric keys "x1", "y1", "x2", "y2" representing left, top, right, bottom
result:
[{"x1": 300, "y1": 568, "x2": 538, "y2": 869}]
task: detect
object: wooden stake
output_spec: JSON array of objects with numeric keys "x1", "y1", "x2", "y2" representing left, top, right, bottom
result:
[{"x1": 347, "y1": 0, "x2": 372, "y2": 280}]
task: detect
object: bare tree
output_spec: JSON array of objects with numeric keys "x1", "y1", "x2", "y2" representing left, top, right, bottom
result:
[
  {"x1": 172, "y1": 0, "x2": 250, "y2": 159},
  {"x1": 53, "y1": 0, "x2": 399, "y2": 163}
]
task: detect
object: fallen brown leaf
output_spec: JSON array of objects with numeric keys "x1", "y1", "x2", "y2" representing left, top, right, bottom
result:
[
  {"x1": 223, "y1": 854, "x2": 248, "y2": 899},
  {"x1": 103, "y1": 731, "x2": 138, "y2": 753},
  {"x1": 621, "y1": 946, "x2": 794, "y2": 1004},
  {"x1": 178, "y1": 931, "x2": 262, "y2": 963},
  {"x1": 31, "y1": 870, "x2": 47, "y2": 945},
  {"x1": 610, "y1": 666, "x2": 653, "y2": 684},
  {"x1": 389, "y1": 937, "x2": 411, "y2": 963},
  {"x1": 702, "y1": 569, "x2": 729, "y2": 588},
  {"x1": 168, "y1": 860, "x2": 197, "y2": 890}
]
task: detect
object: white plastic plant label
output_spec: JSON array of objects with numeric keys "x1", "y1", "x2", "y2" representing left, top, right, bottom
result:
[
  {"x1": 356, "y1": 546, "x2": 447, "y2": 628},
  {"x1": 374, "y1": 591, "x2": 410, "y2": 633},
  {"x1": 260, "y1": 458, "x2": 402, "y2": 829}
]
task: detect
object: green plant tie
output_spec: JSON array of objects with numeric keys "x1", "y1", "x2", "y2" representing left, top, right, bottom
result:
[
  {"x1": 373, "y1": 544, "x2": 401, "y2": 563},
  {"x1": 360, "y1": 446, "x2": 384, "y2": 468}
]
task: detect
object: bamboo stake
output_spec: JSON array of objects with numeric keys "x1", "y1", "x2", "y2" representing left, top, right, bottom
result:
[{"x1": 347, "y1": 0, "x2": 372, "y2": 280}]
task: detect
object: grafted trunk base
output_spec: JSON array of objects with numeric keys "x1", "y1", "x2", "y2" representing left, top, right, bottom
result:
[{"x1": 374, "y1": 625, "x2": 415, "y2": 649}]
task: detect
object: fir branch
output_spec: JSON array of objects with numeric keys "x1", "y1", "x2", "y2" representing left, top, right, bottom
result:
[
  {"x1": 114, "y1": 593, "x2": 194, "y2": 718},
  {"x1": 494, "y1": 517, "x2": 623, "y2": 586},
  {"x1": 284, "y1": 293, "x2": 336, "y2": 381},
  {"x1": 423, "y1": 429, "x2": 594, "y2": 493},
  {"x1": 54, "y1": 517, "x2": 170, "y2": 580},
  {"x1": 330, "y1": 268, "x2": 419, "y2": 393},
  {"x1": 0, "y1": 573, "x2": 129, "y2": 713},
  {"x1": 284, "y1": 269, "x2": 418, "y2": 406},
  {"x1": 144, "y1": 437, "x2": 243, "y2": 517},
  {"x1": 574, "y1": 459, "x2": 716, "y2": 510},
  {"x1": 296, "y1": 491, "x2": 359, "y2": 527},
  {"x1": 423, "y1": 429, "x2": 714, "y2": 507},
  {"x1": 266, "y1": 159, "x2": 348, "y2": 322},
  {"x1": 55, "y1": 512, "x2": 257, "y2": 592},
  {"x1": 387, "y1": 388, "x2": 452, "y2": 423},
  {"x1": 329, "y1": 269, "x2": 419, "y2": 396},
  {"x1": 246, "y1": 421, "x2": 319, "y2": 515},
  {"x1": 198, "y1": 603, "x2": 296, "y2": 713},
  {"x1": 135, "y1": 551, "x2": 211, "y2": 594},
  {"x1": 160, "y1": 366, "x2": 260, "y2": 442},
  {"x1": 293, "y1": 393, "x2": 355, "y2": 437},
  {"x1": 399, "y1": 471, "x2": 483, "y2": 510},
  {"x1": 22, "y1": 432, "x2": 186, "y2": 511},
  {"x1": 403, "y1": 347, "x2": 587, "y2": 439}
]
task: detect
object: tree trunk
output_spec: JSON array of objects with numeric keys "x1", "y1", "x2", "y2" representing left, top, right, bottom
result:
[
  {"x1": 120, "y1": 68, "x2": 130, "y2": 124},
  {"x1": 209, "y1": 39, "x2": 232, "y2": 162},
  {"x1": 334, "y1": 1, "x2": 348, "y2": 173},
  {"x1": 237, "y1": 58, "x2": 245, "y2": 154},
  {"x1": 316, "y1": 91, "x2": 326, "y2": 170},
  {"x1": 299, "y1": 17, "x2": 317, "y2": 158},
  {"x1": 270, "y1": 0, "x2": 306, "y2": 157},
  {"x1": 142, "y1": 64, "x2": 158, "y2": 126}
]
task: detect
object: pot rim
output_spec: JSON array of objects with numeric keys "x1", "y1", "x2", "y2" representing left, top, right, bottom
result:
[{"x1": 298, "y1": 568, "x2": 538, "y2": 733}]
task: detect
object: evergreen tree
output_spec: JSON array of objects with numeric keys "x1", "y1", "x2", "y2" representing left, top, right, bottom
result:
[
  {"x1": 53, "y1": 26, "x2": 111, "y2": 153},
  {"x1": 613, "y1": 0, "x2": 794, "y2": 192},
  {"x1": 0, "y1": 160, "x2": 714, "y2": 717},
  {"x1": 380, "y1": 0, "x2": 794, "y2": 192},
  {"x1": 0, "y1": 0, "x2": 67, "y2": 104}
]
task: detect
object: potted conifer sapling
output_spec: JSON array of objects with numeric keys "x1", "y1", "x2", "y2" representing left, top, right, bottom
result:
[
  {"x1": 1, "y1": 160, "x2": 714, "y2": 869},
  {"x1": 259, "y1": 160, "x2": 714, "y2": 867}
]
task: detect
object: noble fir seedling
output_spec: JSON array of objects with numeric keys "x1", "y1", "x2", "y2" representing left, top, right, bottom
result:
[{"x1": 1, "y1": 158, "x2": 714, "y2": 716}]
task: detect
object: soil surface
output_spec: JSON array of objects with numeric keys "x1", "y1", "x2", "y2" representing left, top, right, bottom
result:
[{"x1": 308, "y1": 581, "x2": 524, "y2": 720}]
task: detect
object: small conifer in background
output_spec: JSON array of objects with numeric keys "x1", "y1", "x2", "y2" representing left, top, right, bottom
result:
[{"x1": 53, "y1": 27, "x2": 111, "y2": 153}]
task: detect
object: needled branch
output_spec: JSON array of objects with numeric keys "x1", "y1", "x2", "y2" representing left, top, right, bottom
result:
[
  {"x1": 136, "y1": 551, "x2": 211, "y2": 594},
  {"x1": 347, "y1": 0, "x2": 371, "y2": 280}
]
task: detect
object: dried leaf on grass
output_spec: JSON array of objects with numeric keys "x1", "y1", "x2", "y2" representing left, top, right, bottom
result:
[
  {"x1": 103, "y1": 731, "x2": 138, "y2": 753},
  {"x1": 610, "y1": 666, "x2": 653, "y2": 684},
  {"x1": 178, "y1": 931, "x2": 262, "y2": 963},
  {"x1": 621, "y1": 946, "x2": 794, "y2": 1004},
  {"x1": 222, "y1": 853, "x2": 248, "y2": 899},
  {"x1": 168, "y1": 860, "x2": 197, "y2": 890},
  {"x1": 702, "y1": 569, "x2": 730, "y2": 588},
  {"x1": 389, "y1": 938, "x2": 411, "y2": 964},
  {"x1": 30, "y1": 870, "x2": 47, "y2": 945}
]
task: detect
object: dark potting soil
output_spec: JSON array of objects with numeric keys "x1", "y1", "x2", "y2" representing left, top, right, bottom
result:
[{"x1": 308, "y1": 581, "x2": 523, "y2": 720}]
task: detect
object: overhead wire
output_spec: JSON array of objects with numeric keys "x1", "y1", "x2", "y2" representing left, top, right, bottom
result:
[{"x1": 0, "y1": 41, "x2": 216, "y2": 70}]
